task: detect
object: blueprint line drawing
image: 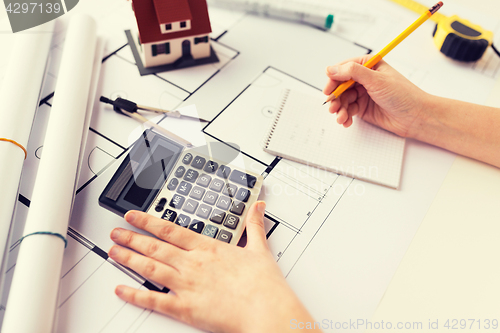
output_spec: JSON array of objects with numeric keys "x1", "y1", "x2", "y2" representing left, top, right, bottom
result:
[{"x1": 3, "y1": 0, "x2": 497, "y2": 331}]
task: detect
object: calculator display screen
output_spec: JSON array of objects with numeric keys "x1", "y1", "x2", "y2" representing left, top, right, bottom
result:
[
  {"x1": 98, "y1": 130, "x2": 185, "y2": 216},
  {"x1": 123, "y1": 145, "x2": 176, "y2": 207}
]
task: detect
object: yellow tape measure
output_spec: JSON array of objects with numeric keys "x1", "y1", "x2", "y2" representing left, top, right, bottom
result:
[{"x1": 388, "y1": 0, "x2": 495, "y2": 62}]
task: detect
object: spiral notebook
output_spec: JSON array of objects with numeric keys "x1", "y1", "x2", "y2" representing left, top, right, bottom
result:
[{"x1": 263, "y1": 89, "x2": 406, "y2": 189}]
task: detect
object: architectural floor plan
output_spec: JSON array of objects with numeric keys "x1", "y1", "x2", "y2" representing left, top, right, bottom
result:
[{"x1": 1, "y1": 0, "x2": 499, "y2": 331}]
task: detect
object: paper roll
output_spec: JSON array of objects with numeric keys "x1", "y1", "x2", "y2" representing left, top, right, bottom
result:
[
  {"x1": 1, "y1": 14, "x2": 97, "y2": 333},
  {"x1": 0, "y1": 22, "x2": 54, "y2": 293}
]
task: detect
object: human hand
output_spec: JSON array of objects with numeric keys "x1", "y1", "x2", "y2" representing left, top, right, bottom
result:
[
  {"x1": 108, "y1": 202, "x2": 318, "y2": 333},
  {"x1": 323, "y1": 55, "x2": 430, "y2": 138}
]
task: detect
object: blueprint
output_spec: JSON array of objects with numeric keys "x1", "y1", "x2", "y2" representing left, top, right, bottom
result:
[{"x1": 1, "y1": 0, "x2": 499, "y2": 331}]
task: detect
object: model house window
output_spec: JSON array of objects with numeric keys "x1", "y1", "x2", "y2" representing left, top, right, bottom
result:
[
  {"x1": 165, "y1": 23, "x2": 172, "y2": 30},
  {"x1": 180, "y1": 21, "x2": 186, "y2": 28},
  {"x1": 152, "y1": 43, "x2": 170, "y2": 56},
  {"x1": 194, "y1": 36, "x2": 209, "y2": 44}
]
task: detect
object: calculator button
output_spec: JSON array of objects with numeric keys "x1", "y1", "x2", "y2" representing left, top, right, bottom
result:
[
  {"x1": 169, "y1": 194, "x2": 185, "y2": 209},
  {"x1": 216, "y1": 196, "x2": 232, "y2": 211},
  {"x1": 203, "y1": 161, "x2": 218, "y2": 174},
  {"x1": 166, "y1": 178, "x2": 179, "y2": 191},
  {"x1": 183, "y1": 169, "x2": 199, "y2": 183},
  {"x1": 177, "y1": 181, "x2": 192, "y2": 196},
  {"x1": 155, "y1": 197, "x2": 167, "y2": 212},
  {"x1": 189, "y1": 186, "x2": 205, "y2": 200},
  {"x1": 223, "y1": 214, "x2": 240, "y2": 229},
  {"x1": 196, "y1": 204, "x2": 212, "y2": 219},
  {"x1": 203, "y1": 191, "x2": 219, "y2": 205},
  {"x1": 182, "y1": 199, "x2": 199, "y2": 214},
  {"x1": 235, "y1": 188, "x2": 250, "y2": 202},
  {"x1": 229, "y1": 201, "x2": 245, "y2": 216},
  {"x1": 196, "y1": 174, "x2": 212, "y2": 187},
  {"x1": 182, "y1": 153, "x2": 193, "y2": 164},
  {"x1": 175, "y1": 214, "x2": 191, "y2": 227},
  {"x1": 189, "y1": 220, "x2": 204, "y2": 233},
  {"x1": 217, "y1": 230, "x2": 232, "y2": 243},
  {"x1": 209, "y1": 179, "x2": 224, "y2": 192},
  {"x1": 191, "y1": 156, "x2": 206, "y2": 169},
  {"x1": 210, "y1": 209, "x2": 226, "y2": 224},
  {"x1": 229, "y1": 170, "x2": 256, "y2": 188},
  {"x1": 162, "y1": 209, "x2": 177, "y2": 222},
  {"x1": 202, "y1": 224, "x2": 218, "y2": 238},
  {"x1": 216, "y1": 165, "x2": 231, "y2": 179},
  {"x1": 222, "y1": 184, "x2": 238, "y2": 197},
  {"x1": 174, "y1": 166, "x2": 186, "y2": 178}
]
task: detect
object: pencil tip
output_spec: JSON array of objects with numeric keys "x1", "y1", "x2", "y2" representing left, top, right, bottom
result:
[{"x1": 322, "y1": 101, "x2": 327, "y2": 106}]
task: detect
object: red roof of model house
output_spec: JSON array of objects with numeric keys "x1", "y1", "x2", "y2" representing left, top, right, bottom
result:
[
  {"x1": 132, "y1": 0, "x2": 212, "y2": 44},
  {"x1": 153, "y1": 0, "x2": 192, "y2": 24}
]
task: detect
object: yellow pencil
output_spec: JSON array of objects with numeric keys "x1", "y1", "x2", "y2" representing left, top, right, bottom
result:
[{"x1": 323, "y1": 1, "x2": 443, "y2": 105}]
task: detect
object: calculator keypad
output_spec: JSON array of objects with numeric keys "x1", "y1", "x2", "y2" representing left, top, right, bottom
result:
[
  {"x1": 169, "y1": 195, "x2": 185, "y2": 209},
  {"x1": 217, "y1": 230, "x2": 232, "y2": 243},
  {"x1": 192, "y1": 156, "x2": 206, "y2": 170},
  {"x1": 235, "y1": 188, "x2": 250, "y2": 202},
  {"x1": 216, "y1": 196, "x2": 231, "y2": 211},
  {"x1": 176, "y1": 214, "x2": 191, "y2": 227},
  {"x1": 166, "y1": 178, "x2": 179, "y2": 191},
  {"x1": 183, "y1": 199, "x2": 198, "y2": 214},
  {"x1": 203, "y1": 192, "x2": 218, "y2": 205},
  {"x1": 196, "y1": 174, "x2": 212, "y2": 187},
  {"x1": 174, "y1": 166, "x2": 186, "y2": 178},
  {"x1": 204, "y1": 161, "x2": 218, "y2": 173},
  {"x1": 209, "y1": 179, "x2": 224, "y2": 192},
  {"x1": 177, "y1": 181, "x2": 192, "y2": 196},
  {"x1": 196, "y1": 204, "x2": 212, "y2": 220},
  {"x1": 189, "y1": 220, "x2": 204, "y2": 233},
  {"x1": 148, "y1": 150, "x2": 263, "y2": 245},
  {"x1": 202, "y1": 224, "x2": 218, "y2": 238},
  {"x1": 183, "y1": 169, "x2": 199, "y2": 183},
  {"x1": 190, "y1": 187, "x2": 205, "y2": 200},
  {"x1": 182, "y1": 153, "x2": 193, "y2": 164},
  {"x1": 162, "y1": 209, "x2": 177, "y2": 222},
  {"x1": 223, "y1": 215, "x2": 239, "y2": 229},
  {"x1": 230, "y1": 169, "x2": 257, "y2": 188}
]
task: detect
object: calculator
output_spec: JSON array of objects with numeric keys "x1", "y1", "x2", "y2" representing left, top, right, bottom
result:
[{"x1": 99, "y1": 129, "x2": 264, "y2": 245}]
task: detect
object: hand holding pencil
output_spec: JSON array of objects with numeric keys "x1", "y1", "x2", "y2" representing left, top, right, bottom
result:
[
  {"x1": 323, "y1": 55, "x2": 429, "y2": 135},
  {"x1": 324, "y1": 1, "x2": 443, "y2": 105}
]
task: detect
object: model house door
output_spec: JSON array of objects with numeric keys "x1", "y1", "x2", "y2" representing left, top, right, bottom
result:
[{"x1": 182, "y1": 40, "x2": 191, "y2": 58}]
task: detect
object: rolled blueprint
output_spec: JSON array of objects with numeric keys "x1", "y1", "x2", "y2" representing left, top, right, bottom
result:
[
  {"x1": 0, "y1": 21, "x2": 54, "y2": 293},
  {"x1": 2, "y1": 14, "x2": 97, "y2": 333}
]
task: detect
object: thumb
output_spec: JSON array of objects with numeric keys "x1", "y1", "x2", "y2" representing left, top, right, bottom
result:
[
  {"x1": 326, "y1": 61, "x2": 380, "y2": 89},
  {"x1": 244, "y1": 201, "x2": 269, "y2": 251}
]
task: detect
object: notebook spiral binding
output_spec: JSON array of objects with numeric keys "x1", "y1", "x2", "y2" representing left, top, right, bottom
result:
[{"x1": 263, "y1": 88, "x2": 290, "y2": 149}]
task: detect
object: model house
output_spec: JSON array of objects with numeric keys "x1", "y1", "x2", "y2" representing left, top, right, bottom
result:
[{"x1": 129, "y1": 0, "x2": 217, "y2": 71}]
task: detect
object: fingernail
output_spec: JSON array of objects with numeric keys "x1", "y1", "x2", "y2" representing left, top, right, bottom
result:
[
  {"x1": 109, "y1": 246, "x2": 120, "y2": 257},
  {"x1": 125, "y1": 211, "x2": 136, "y2": 223},
  {"x1": 327, "y1": 66, "x2": 338, "y2": 75},
  {"x1": 257, "y1": 201, "x2": 266, "y2": 214},
  {"x1": 111, "y1": 228, "x2": 122, "y2": 240},
  {"x1": 116, "y1": 285, "x2": 124, "y2": 296}
]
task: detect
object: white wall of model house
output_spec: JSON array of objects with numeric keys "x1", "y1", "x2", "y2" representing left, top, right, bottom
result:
[
  {"x1": 132, "y1": 21, "x2": 211, "y2": 68},
  {"x1": 137, "y1": 34, "x2": 211, "y2": 68}
]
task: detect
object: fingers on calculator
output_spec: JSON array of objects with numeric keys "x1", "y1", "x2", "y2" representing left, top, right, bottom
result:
[{"x1": 99, "y1": 130, "x2": 264, "y2": 246}]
